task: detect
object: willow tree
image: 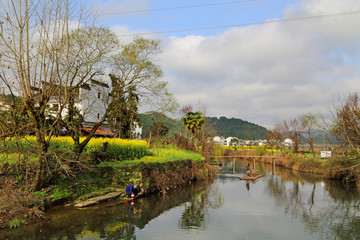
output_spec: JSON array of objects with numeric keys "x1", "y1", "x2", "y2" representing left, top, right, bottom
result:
[
  {"x1": 0, "y1": 0, "x2": 117, "y2": 190},
  {"x1": 108, "y1": 38, "x2": 178, "y2": 138}
]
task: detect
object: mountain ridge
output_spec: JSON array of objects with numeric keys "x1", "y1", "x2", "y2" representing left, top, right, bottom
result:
[{"x1": 138, "y1": 112, "x2": 268, "y2": 139}]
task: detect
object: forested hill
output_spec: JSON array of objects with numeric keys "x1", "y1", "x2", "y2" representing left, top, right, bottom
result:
[
  {"x1": 206, "y1": 116, "x2": 267, "y2": 140},
  {"x1": 138, "y1": 112, "x2": 268, "y2": 140}
]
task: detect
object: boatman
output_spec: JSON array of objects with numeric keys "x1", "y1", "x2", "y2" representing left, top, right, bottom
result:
[
  {"x1": 245, "y1": 163, "x2": 253, "y2": 176},
  {"x1": 125, "y1": 184, "x2": 143, "y2": 198}
]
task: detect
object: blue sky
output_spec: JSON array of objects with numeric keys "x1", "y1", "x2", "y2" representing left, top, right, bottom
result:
[
  {"x1": 92, "y1": 0, "x2": 299, "y2": 37},
  {"x1": 90, "y1": 0, "x2": 360, "y2": 129}
]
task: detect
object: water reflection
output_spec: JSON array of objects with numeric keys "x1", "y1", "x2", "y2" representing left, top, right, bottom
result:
[
  {"x1": 2, "y1": 159, "x2": 360, "y2": 240},
  {"x1": 220, "y1": 158, "x2": 360, "y2": 239},
  {"x1": 180, "y1": 186, "x2": 224, "y2": 230},
  {"x1": 264, "y1": 167, "x2": 360, "y2": 240},
  {"x1": 0, "y1": 179, "x2": 219, "y2": 240}
]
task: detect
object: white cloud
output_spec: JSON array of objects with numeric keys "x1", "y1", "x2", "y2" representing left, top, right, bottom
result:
[{"x1": 159, "y1": 0, "x2": 360, "y2": 129}]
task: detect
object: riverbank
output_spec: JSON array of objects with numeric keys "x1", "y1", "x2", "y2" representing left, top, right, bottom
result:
[
  {"x1": 0, "y1": 139, "x2": 217, "y2": 229},
  {"x1": 0, "y1": 159, "x2": 217, "y2": 229},
  {"x1": 223, "y1": 149, "x2": 360, "y2": 184}
]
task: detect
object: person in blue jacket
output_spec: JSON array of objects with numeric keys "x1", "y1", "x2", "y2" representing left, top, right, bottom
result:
[{"x1": 126, "y1": 184, "x2": 142, "y2": 198}]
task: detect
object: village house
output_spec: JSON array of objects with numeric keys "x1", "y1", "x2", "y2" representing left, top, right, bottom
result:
[
  {"x1": 47, "y1": 79, "x2": 110, "y2": 130},
  {"x1": 45, "y1": 80, "x2": 142, "y2": 138}
]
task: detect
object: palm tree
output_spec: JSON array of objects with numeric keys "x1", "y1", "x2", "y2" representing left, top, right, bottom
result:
[{"x1": 182, "y1": 111, "x2": 205, "y2": 135}]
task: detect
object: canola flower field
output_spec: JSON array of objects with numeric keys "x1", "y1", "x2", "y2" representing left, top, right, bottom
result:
[
  {"x1": 1, "y1": 136, "x2": 149, "y2": 160},
  {"x1": 0, "y1": 136, "x2": 203, "y2": 165}
]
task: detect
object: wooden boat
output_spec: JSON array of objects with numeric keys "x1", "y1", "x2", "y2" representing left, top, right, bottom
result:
[{"x1": 240, "y1": 174, "x2": 264, "y2": 180}]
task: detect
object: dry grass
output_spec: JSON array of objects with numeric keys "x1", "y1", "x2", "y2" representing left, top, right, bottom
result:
[{"x1": 0, "y1": 178, "x2": 45, "y2": 229}]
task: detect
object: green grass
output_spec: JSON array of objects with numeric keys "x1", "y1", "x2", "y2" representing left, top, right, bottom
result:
[
  {"x1": 98, "y1": 147, "x2": 204, "y2": 168},
  {"x1": 0, "y1": 153, "x2": 39, "y2": 166}
]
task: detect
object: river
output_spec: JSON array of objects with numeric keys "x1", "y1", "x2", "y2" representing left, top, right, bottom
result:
[{"x1": 1, "y1": 158, "x2": 360, "y2": 240}]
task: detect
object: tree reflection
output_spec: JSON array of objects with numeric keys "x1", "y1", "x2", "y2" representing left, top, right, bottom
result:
[
  {"x1": 179, "y1": 185, "x2": 224, "y2": 230},
  {"x1": 265, "y1": 173, "x2": 360, "y2": 240}
]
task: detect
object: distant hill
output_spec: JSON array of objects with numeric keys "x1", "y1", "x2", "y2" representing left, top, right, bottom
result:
[
  {"x1": 138, "y1": 112, "x2": 184, "y2": 137},
  {"x1": 206, "y1": 116, "x2": 267, "y2": 140},
  {"x1": 138, "y1": 112, "x2": 268, "y2": 140}
]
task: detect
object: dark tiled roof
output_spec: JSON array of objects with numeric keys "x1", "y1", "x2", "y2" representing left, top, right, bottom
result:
[{"x1": 81, "y1": 127, "x2": 114, "y2": 136}]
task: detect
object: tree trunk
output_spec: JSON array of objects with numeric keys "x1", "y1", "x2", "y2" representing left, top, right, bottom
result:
[{"x1": 33, "y1": 130, "x2": 49, "y2": 191}]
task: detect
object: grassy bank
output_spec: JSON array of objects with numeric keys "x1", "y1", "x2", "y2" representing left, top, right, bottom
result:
[
  {"x1": 217, "y1": 145, "x2": 360, "y2": 184},
  {"x1": 0, "y1": 137, "x2": 216, "y2": 229}
]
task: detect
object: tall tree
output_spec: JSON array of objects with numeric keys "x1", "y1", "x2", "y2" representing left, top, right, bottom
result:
[
  {"x1": 108, "y1": 38, "x2": 178, "y2": 137},
  {"x1": 0, "y1": 0, "x2": 118, "y2": 190},
  {"x1": 109, "y1": 74, "x2": 139, "y2": 138},
  {"x1": 330, "y1": 93, "x2": 360, "y2": 149},
  {"x1": 285, "y1": 117, "x2": 306, "y2": 153},
  {"x1": 61, "y1": 27, "x2": 119, "y2": 158},
  {"x1": 300, "y1": 113, "x2": 319, "y2": 155}
]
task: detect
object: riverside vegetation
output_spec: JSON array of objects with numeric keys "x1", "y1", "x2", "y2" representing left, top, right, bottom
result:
[
  {"x1": 0, "y1": 136, "x2": 216, "y2": 229},
  {"x1": 216, "y1": 144, "x2": 360, "y2": 185}
]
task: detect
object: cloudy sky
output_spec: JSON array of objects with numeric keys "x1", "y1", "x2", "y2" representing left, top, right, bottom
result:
[{"x1": 91, "y1": 0, "x2": 360, "y2": 129}]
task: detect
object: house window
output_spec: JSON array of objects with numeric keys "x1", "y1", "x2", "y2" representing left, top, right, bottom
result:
[{"x1": 98, "y1": 92, "x2": 101, "y2": 99}]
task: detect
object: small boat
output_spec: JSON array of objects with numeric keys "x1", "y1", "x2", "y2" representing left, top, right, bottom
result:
[{"x1": 240, "y1": 174, "x2": 264, "y2": 180}]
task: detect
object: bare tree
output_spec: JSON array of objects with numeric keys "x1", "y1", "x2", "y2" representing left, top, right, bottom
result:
[
  {"x1": 268, "y1": 121, "x2": 288, "y2": 150},
  {"x1": 330, "y1": 93, "x2": 360, "y2": 150},
  {"x1": 0, "y1": 0, "x2": 117, "y2": 190},
  {"x1": 286, "y1": 117, "x2": 306, "y2": 153},
  {"x1": 300, "y1": 113, "x2": 320, "y2": 155}
]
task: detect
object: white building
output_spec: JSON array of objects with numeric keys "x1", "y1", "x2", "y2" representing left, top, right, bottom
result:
[
  {"x1": 47, "y1": 79, "x2": 110, "y2": 130},
  {"x1": 284, "y1": 138, "x2": 293, "y2": 147},
  {"x1": 133, "y1": 122, "x2": 142, "y2": 139},
  {"x1": 213, "y1": 136, "x2": 227, "y2": 145},
  {"x1": 226, "y1": 137, "x2": 239, "y2": 146},
  {"x1": 47, "y1": 80, "x2": 143, "y2": 138}
]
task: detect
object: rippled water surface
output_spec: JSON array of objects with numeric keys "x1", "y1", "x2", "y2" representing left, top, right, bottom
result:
[{"x1": 2, "y1": 158, "x2": 360, "y2": 240}]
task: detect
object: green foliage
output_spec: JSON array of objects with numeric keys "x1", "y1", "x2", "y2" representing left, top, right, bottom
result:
[
  {"x1": 139, "y1": 112, "x2": 268, "y2": 139},
  {"x1": 97, "y1": 147, "x2": 203, "y2": 168},
  {"x1": 50, "y1": 173, "x2": 111, "y2": 201},
  {"x1": 108, "y1": 74, "x2": 139, "y2": 139},
  {"x1": 9, "y1": 219, "x2": 27, "y2": 228},
  {"x1": 255, "y1": 146, "x2": 267, "y2": 156},
  {"x1": 206, "y1": 116, "x2": 267, "y2": 139},
  {"x1": 183, "y1": 111, "x2": 205, "y2": 134},
  {"x1": 150, "y1": 121, "x2": 169, "y2": 138},
  {"x1": 139, "y1": 111, "x2": 184, "y2": 137},
  {"x1": 33, "y1": 191, "x2": 46, "y2": 198},
  {"x1": 51, "y1": 188, "x2": 71, "y2": 201}
]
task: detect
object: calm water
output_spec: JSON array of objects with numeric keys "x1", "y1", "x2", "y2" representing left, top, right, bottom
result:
[{"x1": 2, "y1": 158, "x2": 360, "y2": 240}]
